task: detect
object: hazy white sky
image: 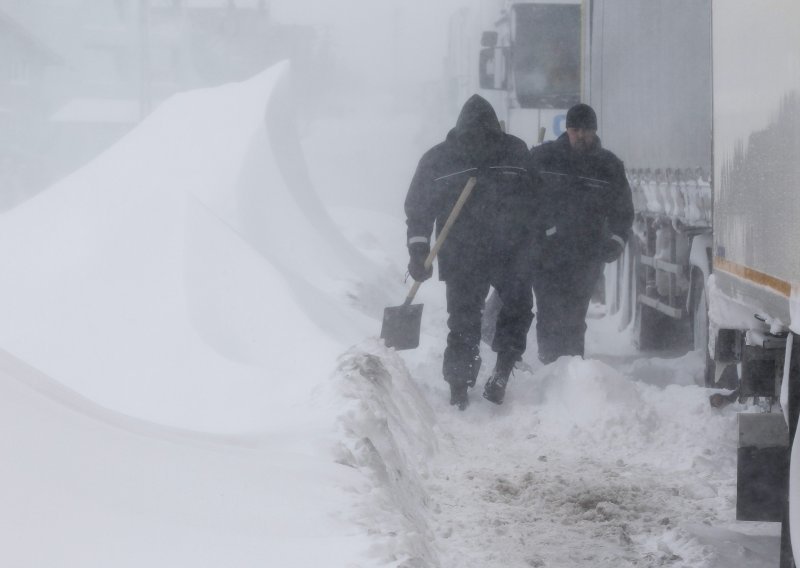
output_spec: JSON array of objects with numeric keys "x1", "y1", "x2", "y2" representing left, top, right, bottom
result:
[{"x1": 272, "y1": 0, "x2": 470, "y2": 85}]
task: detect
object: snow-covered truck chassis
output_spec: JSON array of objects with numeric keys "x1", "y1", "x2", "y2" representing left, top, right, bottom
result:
[{"x1": 612, "y1": 168, "x2": 713, "y2": 360}]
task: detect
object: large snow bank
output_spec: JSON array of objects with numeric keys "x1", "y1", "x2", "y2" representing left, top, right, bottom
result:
[
  {"x1": 0, "y1": 62, "x2": 432, "y2": 568},
  {"x1": 0, "y1": 62, "x2": 390, "y2": 433},
  {"x1": 0, "y1": 347, "x2": 373, "y2": 568}
]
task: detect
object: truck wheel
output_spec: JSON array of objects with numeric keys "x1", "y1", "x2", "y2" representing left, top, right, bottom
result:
[
  {"x1": 692, "y1": 273, "x2": 708, "y2": 353},
  {"x1": 633, "y1": 303, "x2": 661, "y2": 351},
  {"x1": 691, "y1": 271, "x2": 737, "y2": 389},
  {"x1": 690, "y1": 273, "x2": 714, "y2": 387},
  {"x1": 633, "y1": 303, "x2": 687, "y2": 351}
]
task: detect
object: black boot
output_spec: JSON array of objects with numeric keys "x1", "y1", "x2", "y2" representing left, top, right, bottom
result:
[
  {"x1": 449, "y1": 382, "x2": 469, "y2": 410},
  {"x1": 482, "y1": 351, "x2": 518, "y2": 405}
]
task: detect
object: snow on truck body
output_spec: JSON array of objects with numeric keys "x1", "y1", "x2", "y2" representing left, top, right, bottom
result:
[
  {"x1": 592, "y1": 1, "x2": 800, "y2": 563},
  {"x1": 585, "y1": 1, "x2": 715, "y2": 362},
  {"x1": 588, "y1": 1, "x2": 800, "y2": 563},
  {"x1": 710, "y1": 1, "x2": 800, "y2": 564}
]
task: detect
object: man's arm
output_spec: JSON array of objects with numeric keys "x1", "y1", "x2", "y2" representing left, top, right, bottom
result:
[
  {"x1": 607, "y1": 159, "x2": 634, "y2": 245},
  {"x1": 404, "y1": 154, "x2": 437, "y2": 246},
  {"x1": 597, "y1": 157, "x2": 634, "y2": 263},
  {"x1": 404, "y1": 154, "x2": 438, "y2": 281}
]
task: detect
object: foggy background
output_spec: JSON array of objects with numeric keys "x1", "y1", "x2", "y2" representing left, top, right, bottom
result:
[{"x1": 0, "y1": 0, "x2": 474, "y2": 213}]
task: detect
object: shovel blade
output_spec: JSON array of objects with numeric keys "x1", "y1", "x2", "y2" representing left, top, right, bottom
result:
[{"x1": 380, "y1": 302, "x2": 424, "y2": 350}]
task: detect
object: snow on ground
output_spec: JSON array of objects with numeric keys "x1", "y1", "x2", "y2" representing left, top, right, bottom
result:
[
  {"x1": 0, "y1": 63, "x2": 785, "y2": 567},
  {"x1": 343, "y1": 306, "x2": 780, "y2": 567}
]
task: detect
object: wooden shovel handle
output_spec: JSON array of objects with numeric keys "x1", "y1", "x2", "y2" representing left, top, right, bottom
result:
[{"x1": 405, "y1": 176, "x2": 477, "y2": 305}]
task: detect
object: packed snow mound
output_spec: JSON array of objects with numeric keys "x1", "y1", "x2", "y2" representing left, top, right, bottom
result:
[
  {"x1": 0, "y1": 347, "x2": 373, "y2": 568},
  {"x1": 0, "y1": 62, "x2": 389, "y2": 432},
  {"x1": 490, "y1": 354, "x2": 738, "y2": 471},
  {"x1": 331, "y1": 340, "x2": 441, "y2": 566},
  {"x1": 537, "y1": 356, "x2": 647, "y2": 428}
]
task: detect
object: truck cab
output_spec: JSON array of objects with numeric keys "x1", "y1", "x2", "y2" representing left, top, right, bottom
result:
[{"x1": 464, "y1": 0, "x2": 583, "y2": 144}]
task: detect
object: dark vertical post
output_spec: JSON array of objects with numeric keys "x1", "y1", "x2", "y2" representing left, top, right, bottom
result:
[
  {"x1": 139, "y1": 0, "x2": 151, "y2": 120},
  {"x1": 780, "y1": 333, "x2": 799, "y2": 568}
]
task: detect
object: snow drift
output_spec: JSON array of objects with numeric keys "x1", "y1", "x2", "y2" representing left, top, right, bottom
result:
[
  {"x1": 0, "y1": 62, "x2": 393, "y2": 433},
  {"x1": 0, "y1": 62, "x2": 416, "y2": 568}
]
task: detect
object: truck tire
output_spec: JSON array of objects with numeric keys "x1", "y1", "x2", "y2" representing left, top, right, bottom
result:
[
  {"x1": 690, "y1": 272, "x2": 715, "y2": 387},
  {"x1": 633, "y1": 302, "x2": 688, "y2": 351},
  {"x1": 691, "y1": 271, "x2": 708, "y2": 354},
  {"x1": 633, "y1": 303, "x2": 662, "y2": 351},
  {"x1": 691, "y1": 270, "x2": 737, "y2": 389}
]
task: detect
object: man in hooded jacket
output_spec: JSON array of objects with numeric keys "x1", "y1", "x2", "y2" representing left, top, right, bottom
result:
[
  {"x1": 404, "y1": 94, "x2": 540, "y2": 409},
  {"x1": 530, "y1": 103, "x2": 634, "y2": 363}
]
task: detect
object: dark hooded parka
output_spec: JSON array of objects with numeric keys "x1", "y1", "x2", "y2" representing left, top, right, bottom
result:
[
  {"x1": 529, "y1": 128, "x2": 634, "y2": 362},
  {"x1": 404, "y1": 95, "x2": 539, "y2": 387}
]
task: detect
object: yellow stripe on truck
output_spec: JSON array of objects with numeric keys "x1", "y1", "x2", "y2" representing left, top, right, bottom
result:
[{"x1": 713, "y1": 257, "x2": 792, "y2": 298}]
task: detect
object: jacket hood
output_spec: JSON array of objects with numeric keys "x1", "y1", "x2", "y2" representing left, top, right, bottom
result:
[
  {"x1": 454, "y1": 94, "x2": 503, "y2": 137},
  {"x1": 449, "y1": 95, "x2": 504, "y2": 164}
]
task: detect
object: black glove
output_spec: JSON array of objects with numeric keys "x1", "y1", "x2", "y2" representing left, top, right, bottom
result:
[
  {"x1": 600, "y1": 237, "x2": 624, "y2": 263},
  {"x1": 408, "y1": 242, "x2": 433, "y2": 282}
]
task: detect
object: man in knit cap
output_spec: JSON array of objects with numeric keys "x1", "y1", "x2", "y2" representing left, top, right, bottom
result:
[{"x1": 528, "y1": 103, "x2": 634, "y2": 363}]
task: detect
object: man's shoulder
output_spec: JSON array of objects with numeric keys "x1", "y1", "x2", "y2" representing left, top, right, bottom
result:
[
  {"x1": 503, "y1": 133, "x2": 528, "y2": 150},
  {"x1": 595, "y1": 146, "x2": 625, "y2": 168},
  {"x1": 418, "y1": 140, "x2": 452, "y2": 165},
  {"x1": 500, "y1": 133, "x2": 532, "y2": 162},
  {"x1": 531, "y1": 137, "x2": 563, "y2": 153},
  {"x1": 529, "y1": 140, "x2": 563, "y2": 165}
]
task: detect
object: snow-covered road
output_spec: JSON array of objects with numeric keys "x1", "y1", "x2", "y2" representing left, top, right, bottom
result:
[
  {"x1": 421, "y1": 353, "x2": 741, "y2": 567},
  {"x1": 340, "y1": 303, "x2": 782, "y2": 567}
]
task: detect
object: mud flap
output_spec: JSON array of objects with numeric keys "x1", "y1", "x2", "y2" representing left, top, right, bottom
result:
[{"x1": 737, "y1": 412, "x2": 789, "y2": 522}]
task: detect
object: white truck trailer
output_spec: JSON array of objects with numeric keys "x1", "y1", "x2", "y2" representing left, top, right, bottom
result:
[
  {"x1": 710, "y1": 2, "x2": 800, "y2": 565},
  {"x1": 455, "y1": 1, "x2": 800, "y2": 564},
  {"x1": 588, "y1": 2, "x2": 800, "y2": 564},
  {"x1": 582, "y1": 1, "x2": 714, "y2": 367}
]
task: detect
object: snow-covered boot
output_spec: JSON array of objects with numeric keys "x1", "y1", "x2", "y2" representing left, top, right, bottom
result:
[
  {"x1": 482, "y1": 351, "x2": 517, "y2": 405},
  {"x1": 449, "y1": 382, "x2": 469, "y2": 411}
]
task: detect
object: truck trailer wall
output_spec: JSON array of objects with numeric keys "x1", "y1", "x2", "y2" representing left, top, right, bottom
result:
[
  {"x1": 586, "y1": 0, "x2": 712, "y2": 170},
  {"x1": 712, "y1": 0, "x2": 800, "y2": 315}
]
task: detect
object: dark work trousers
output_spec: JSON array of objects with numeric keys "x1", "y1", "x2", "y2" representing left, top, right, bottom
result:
[
  {"x1": 532, "y1": 259, "x2": 604, "y2": 363},
  {"x1": 443, "y1": 270, "x2": 534, "y2": 387}
]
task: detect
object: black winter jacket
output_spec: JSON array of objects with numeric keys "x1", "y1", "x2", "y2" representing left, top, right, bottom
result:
[
  {"x1": 530, "y1": 132, "x2": 634, "y2": 267},
  {"x1": 404, "y1": 95, "x2": 539, "y2": 281}
]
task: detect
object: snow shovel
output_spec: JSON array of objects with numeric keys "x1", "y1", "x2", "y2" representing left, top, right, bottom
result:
[{"x1": 381, "y1": 176, "x2": 477, "y2": 350}]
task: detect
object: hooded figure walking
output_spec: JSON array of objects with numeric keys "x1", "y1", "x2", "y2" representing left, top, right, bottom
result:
[
  {"x1": 529, "y1": 103, "x2": 634, "y2": 363},
  {"x1": 403, "y1": 95, "x2": 540, "y2": 409}
]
